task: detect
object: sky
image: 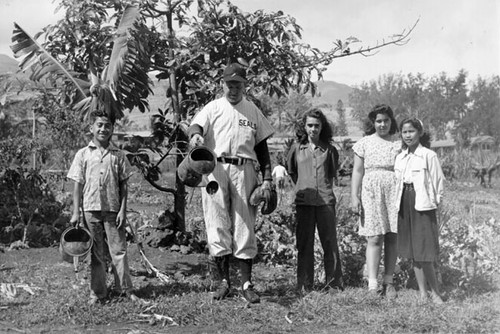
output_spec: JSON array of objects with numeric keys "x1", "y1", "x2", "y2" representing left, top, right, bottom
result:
[{"x1": 0, "y1": 0, "x2": 498, "y2": 86}]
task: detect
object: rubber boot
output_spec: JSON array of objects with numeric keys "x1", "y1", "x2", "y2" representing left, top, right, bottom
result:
[
  {"x1": 239, "y1": 258, "x2": 260, "y2": 303},
  {"x1": 208, "y1": 255, "x2": 230, "y2": 300}
]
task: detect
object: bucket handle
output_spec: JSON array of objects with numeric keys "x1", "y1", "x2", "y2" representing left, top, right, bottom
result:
[{"x1": 75, "y1": 202, "x2": 89, "y2": 230}]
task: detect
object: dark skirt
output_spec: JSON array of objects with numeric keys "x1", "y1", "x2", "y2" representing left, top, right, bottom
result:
[{"x1": 397, "y1": 184, "x2": 439, "y2": 262}]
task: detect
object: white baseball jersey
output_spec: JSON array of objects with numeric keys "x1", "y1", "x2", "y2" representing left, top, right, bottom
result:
[{"x1": 191, "y1": 97, "x2": 274, "y2": 160}]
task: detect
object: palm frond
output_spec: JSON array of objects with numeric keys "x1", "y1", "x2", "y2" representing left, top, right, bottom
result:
[{"x1": 10, "y1": 23, "x2": 89, "y2": 97}]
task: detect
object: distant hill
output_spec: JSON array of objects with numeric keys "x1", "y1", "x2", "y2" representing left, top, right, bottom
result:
[
  {"x1": 311, "y1": 80, "x2": 362, "y2": 137},
  {"x1": 313, "y1": 80, "x2": 353, "y2": 107},
  {"x1": 0, "y1": 54, "x2": 19, "y2": 74}
]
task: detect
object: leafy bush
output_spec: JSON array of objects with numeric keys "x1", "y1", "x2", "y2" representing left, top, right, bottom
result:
[
  {"x1": 334, "y1": 193, "x2": 367, "y2": 287},
  {"x1": 255, "y1": 208, "x2": 297, "y2": 265},
  {"x1": 0, "y1": 165, "x2": 63, "y2": 246},
  {"x1": 439, "y1": 209, "x2": 500, "y2": 293},
  {"x1": 0, "y1": 115, "x2": 67, "y2": 247},
  {"x1": 393, "y1": 181, "x2": 500, "y2": 295}
]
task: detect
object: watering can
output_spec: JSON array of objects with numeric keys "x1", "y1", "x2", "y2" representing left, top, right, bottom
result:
[
  {"x1": 59, "y1": 226, "x2": 93, "y2": 272},
  {"x1": 177, "y1": 146, "x2": 216, "y2": 187}
]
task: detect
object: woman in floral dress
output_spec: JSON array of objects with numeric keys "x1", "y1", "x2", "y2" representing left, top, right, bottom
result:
[{"x1": 351, "y1": 104, "x2": 400, "y2": 298}]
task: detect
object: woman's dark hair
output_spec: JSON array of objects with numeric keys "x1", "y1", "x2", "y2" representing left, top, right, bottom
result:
[
  {"x1": 399, "y1": 117, "x2": 431, "y2": 149},
  {"x1": 296, "y1": 108, "x2": 333, "y2": 144},
  {"x1": 365, "y1": 104, "x2": 398, "y2": 135}
]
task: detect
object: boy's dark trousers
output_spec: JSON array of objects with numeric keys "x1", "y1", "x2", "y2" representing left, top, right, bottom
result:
[
  {"x1": 296, "y1": 205, "x2": 343, "y2": 290},
  {"x1": 85, "y1": 211, "x2": 133, "y2": 299}
]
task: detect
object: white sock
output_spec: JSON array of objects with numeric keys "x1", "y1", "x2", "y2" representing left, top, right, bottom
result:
[{"x1": 368, "y1": 278, "x2": 378, "y2": 290}]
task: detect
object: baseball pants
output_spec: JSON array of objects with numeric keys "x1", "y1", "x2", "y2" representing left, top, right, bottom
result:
[{"x1": 201, "y1": 161, "x2": 259, "y2": 259}]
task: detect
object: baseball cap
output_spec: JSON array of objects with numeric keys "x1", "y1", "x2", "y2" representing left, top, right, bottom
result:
[{"x1": 223, "y1": 63, "x2": 247, "y2": 82}]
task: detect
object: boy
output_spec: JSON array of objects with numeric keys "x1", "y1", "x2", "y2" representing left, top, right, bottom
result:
[{"x1": 67, "y1": 110, "x2": 139, "y2": 305}]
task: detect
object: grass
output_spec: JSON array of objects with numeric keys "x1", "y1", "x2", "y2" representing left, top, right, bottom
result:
[
  {"x1": 1, "y1": 249, "x2": 499, "y2": 334},
  {"x1": 1, "y1": 176, "x2": 500, "y2": 333}
]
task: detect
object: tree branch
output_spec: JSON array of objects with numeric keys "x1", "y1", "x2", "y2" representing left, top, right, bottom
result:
[
  {"x1": 319, "y1": 18, "x2": 419, "y2": 64},
  {"x1": 144, "y1": 176, "x2": 177, "y2": 194}
]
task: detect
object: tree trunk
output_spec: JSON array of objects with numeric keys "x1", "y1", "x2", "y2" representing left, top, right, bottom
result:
[{"x1": 166, "y1": 0, "x2": 186, "y2": 231}]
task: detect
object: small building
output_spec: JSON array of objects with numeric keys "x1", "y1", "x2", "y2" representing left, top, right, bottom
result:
[
  {"x1": 112, "y1": 130, "x2": 155, "y2": 149},
  {"x1": 470, "y1": 135, "x2": 497, "y2": 153}
]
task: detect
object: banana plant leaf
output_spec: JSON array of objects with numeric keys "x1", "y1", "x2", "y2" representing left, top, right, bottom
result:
[
  {"x1": 11, "y1": 5, "x2": 152, "y2": 122},
  {"x1": 10, "y1": 23, "x2": 89, "y2": 98},
  {"x1": 73, "y1": 5, "x2": 152, "y2": 121}
]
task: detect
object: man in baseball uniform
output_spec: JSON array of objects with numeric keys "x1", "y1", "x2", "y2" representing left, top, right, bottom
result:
[{"x1": 188, "y1": 63, "x2": 274, "y2": 303}]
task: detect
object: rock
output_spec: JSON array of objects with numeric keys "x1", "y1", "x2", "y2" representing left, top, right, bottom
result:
[
  {"x1": 175, "y1": 231, "x2": 192, "y2": 246},
  {"x1": 153, "y1": 211, "x2": 176, "y2": 231},
  {"x1": 145, "y1": 229, "x2": 175, "y2": 248},
  {"x1": 9, "y1": 240, "x2": 29, "y2": 250},
  {"x1": 179, "y1": 245, "x2": 191, "y2": 254},
  {"x1": 170, "y1": 244, "x2": 180, "y2": 252},
  {"x1": 174, "y1": 270, "x2": 185, "y2": 280}
]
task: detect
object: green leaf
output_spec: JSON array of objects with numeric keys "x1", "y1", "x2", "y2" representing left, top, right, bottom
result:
[{"x1": 10, "y1": 23, "x2": 88, "y2": 97}]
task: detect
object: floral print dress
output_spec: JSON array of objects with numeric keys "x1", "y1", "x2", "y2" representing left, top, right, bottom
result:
[{"x1": 352, "y1": 134, "x2": 401, "y2": 236}]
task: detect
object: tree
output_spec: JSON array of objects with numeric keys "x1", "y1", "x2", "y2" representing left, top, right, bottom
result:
[
  {"x1": 115, "y1": 115, "x2": 137, "y2": 132},
  {"x1": 335, "y1": 99, "x2": 348, "y2": 136},
  {"x1": 348, "y1": 72, "x2": 470, "y2": 139},
  {"x1": 264, "y1": 91, "x2": 312, "y2": 136},
  {"x1": 349, "y1": 73, "x2": 426, "y2": 125},
  {"x1": 10, "y1": 0, "x2": 417, "y2": 230},
  {"x1": 460, "y1": 76, "x2": 500, "y2": 143},
  {"x1": 420, "y1": 71, "x2": 469, "y2": 140},
  {"x1": 33, "y1": 90, "x2": 87, "y2": 172}
]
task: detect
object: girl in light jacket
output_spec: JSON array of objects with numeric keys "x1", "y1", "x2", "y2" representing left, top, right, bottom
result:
[{"x1": 395, "y1": 118, "x2": 444, "y2": 304}]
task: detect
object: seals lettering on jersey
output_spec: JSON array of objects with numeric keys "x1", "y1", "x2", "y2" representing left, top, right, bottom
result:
[{"x1": 239, "y1": 119, "x2": 257, "y2": 130}]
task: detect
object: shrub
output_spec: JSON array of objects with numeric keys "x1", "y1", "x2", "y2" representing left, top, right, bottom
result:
[
  {"x1": 0, "y1": 166, "x2": 63, "y2": 246},
  {"x1": 255, "y1": 207, "x2": 297, "y2": 265},
  {"x1": 394, "y1": 181, "x2": 500, "y2": 295},
  {"x1": 335, "y1": 193, "x2": 366, "y2": 287}
]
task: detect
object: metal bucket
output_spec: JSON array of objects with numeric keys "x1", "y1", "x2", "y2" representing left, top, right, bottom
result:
[{"x1": 59, "y1": 226, "x2": 93, "y2": 264}]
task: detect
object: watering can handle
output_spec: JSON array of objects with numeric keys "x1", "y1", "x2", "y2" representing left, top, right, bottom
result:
[{"x1": 76, "y1": 202, "x2": 88, "y2": 229}]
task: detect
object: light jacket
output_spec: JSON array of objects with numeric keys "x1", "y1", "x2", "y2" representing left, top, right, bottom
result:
[{"x1": 394, "y1": 144, "x2": 445, "y2": 211}]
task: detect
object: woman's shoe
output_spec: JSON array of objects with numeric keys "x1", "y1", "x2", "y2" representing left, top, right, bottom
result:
[
  {"x1": 430, "y1": 292, "x2": 444, "y2": 305},
  {"x1": 381, "y1": 283, "x2": 397, "y2": 300}
]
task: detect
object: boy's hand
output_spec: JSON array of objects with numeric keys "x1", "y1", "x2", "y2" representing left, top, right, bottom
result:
[
  {"x1": 70, "y1": 213, "x2": 81, "y2": 227},
  {"x1": 116, "y1": 211, "x2": 127, "y2": 229}
]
